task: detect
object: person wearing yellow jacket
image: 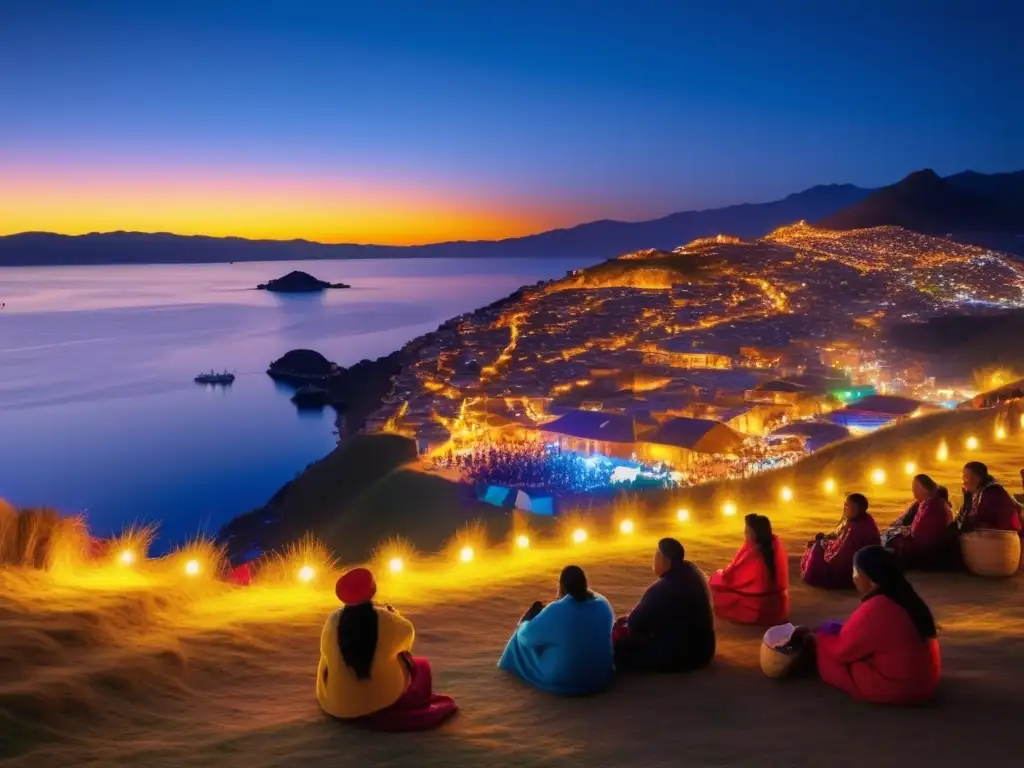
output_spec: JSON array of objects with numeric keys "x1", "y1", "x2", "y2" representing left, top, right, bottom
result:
[{"x1": 316, "y1": 568, "x2": 457, "y2": 731}]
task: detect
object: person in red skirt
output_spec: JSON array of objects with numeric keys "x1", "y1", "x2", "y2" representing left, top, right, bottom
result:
[
  {"x1": 710, "y1": 514, "x2": 789, "y2": 626},
  {"x1": 316, "y1": 568, "x2": 457, "y2": 731}
]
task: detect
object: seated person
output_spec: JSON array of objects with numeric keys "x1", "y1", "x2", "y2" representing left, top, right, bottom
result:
[
  {"x1": 710, "y1": 513, "x2": 789, "y2": 626},
  {"x1": 498, "y1": 565, "x2": 614, "y2": 695},
  {"x1": 614, "y1": 538, "x2": 715, "y2": 673},
  {"x1": 813, "y1": 546, "x2": 940, "y2": 705},
  {"x1": 956, "y1": 462, "x2": 1023, "y2": 534},
  {"x1": 883, "y1": 474, "x2": 953, "y2": 570},
  {"x1": 317, "y1": 568, "x2": 457, "y2": 731},
  {"x1": 801, "y1": 493, "x2": 881, "y2": 589}
]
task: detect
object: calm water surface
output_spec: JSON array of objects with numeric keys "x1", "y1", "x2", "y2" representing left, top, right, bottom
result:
[{"x1": 0, "y1": 257, "x2": 591, "y2": 548}]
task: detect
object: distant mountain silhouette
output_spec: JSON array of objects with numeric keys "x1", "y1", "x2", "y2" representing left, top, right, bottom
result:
[
  {"x1": 818, "y1": 169, "x2": 1024, "y2": 235},
  {"x1": 946, "y1": 169, "x2": 1024, "y2": 208},
  {"x1": 0, "y1": 184, "x2": 871, "y2": 267}
]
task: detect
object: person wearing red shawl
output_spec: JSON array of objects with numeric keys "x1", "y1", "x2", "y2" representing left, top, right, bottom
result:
[
  {"x1": 812, "y1": 546, "x2": 940, "y2": 705},
  {"x1": 956, "y1": 462, "x2": 1023, "y2": 535},
  {"x1": 883, "y1": 474, "x2": 953, "y2": 570},
  {"x1": 316, "y1": 568, "x2": 457, "y2": 731},
  {"x1": 800, "y1": 493, "x2": 880, "y2": 589},
  {"x1": 710, "y1": 514, "x2": 789, "y2": 626}
]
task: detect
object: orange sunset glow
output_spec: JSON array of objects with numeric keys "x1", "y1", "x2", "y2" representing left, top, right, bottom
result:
[{"x1": 0, "y1": 168, "x2": 566, "y2": 245}]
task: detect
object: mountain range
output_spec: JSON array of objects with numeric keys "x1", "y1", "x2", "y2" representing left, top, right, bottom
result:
[{"x1": 2, "y1": 169, "x2": 1022, "y2": 267}]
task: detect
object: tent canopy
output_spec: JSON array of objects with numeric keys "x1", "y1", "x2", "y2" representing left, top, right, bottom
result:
[
  {"x1": 645, "y1": 416, "x2": 746, "y2": 454},
  {"x1": 539, "y1": 409, "x2": 637, "y2": 443}
]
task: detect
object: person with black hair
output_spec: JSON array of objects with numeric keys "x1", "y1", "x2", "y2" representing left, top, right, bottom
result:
[
  {"x1": 317, "y1": 568, "x2": 457, "y2": 730},
  {"x1": 498, "y1": 565, "x2": 615, "y2": 695},
  {"x1": 710, "y1": 514, "x2": 790, "y2": 626},
  {"x1": 813, "y1": 546, "x2": 940, "y2": 705},
  {"x1": 800, "y1": 493, "x2": 881, "y2": 589},
  {"x1": 613, "y1": 537, "x2": 716, "y2": 673},
  {"x1": 884, "y1": 474, "x2": 953, "y2": 570}
]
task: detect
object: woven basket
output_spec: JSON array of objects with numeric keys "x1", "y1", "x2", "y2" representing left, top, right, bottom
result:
[
  {"x1": 962, "y1": 530, "x2": 1021, "y2": 577},
  {"x1": 760, "y1": 641, "x2": 802, "y2": 679}
]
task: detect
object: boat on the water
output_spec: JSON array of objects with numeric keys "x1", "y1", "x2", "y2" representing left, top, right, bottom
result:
[{"x1": 194, "y1": 370, "x2": 236, "y2": 385}]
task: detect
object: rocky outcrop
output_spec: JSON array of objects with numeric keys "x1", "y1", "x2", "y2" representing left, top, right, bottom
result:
[
  {"x1": 267, "y1": 349, "x2": 340, "y2": 384},
  {"x1": 256, "y1": 270, "x2": 350, "y2": 292}
]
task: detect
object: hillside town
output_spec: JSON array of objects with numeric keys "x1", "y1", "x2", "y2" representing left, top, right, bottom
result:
[{"x1": 365, "y1": 224, "x2": 1024, "y2": 501}]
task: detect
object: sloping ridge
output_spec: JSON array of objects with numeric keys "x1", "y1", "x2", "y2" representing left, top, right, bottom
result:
[{"x1": 818, "y1": 169, "x2": 1024, "y2": 234}]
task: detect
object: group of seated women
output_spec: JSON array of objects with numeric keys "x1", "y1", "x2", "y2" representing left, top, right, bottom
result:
[
  {"x1": 315, "y1": 461, "x2": 1022, "y2": 727},
  {"x1": 802, "y1": 463, "x2": 1022, "y2": 584}
]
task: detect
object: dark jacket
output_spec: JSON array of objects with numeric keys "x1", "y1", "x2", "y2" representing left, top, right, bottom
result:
[{"x1": 624, "y1": 561, "x2": 716, "y2": 671}]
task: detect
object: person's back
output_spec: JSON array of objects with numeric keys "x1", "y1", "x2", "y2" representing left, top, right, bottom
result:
[
  {"x1": 317, "y1": 604, "x2": 414, "y2": 720},
  {"x1": 498, "y1": 565, "x2": 615, "y2": 695},
  {"x1": 513, "y1": 593, "x2": 614, "y2": 694},
  {"x1": 652, "y1": 562, "x2": 715, "y2": 663},
  {"x1": 622, "y1": 558, "x2": 715, "y2": 671}
]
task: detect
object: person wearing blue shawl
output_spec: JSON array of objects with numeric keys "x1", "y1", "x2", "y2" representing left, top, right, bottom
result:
[{"x1": 497, "y1": 565, "x2": 615, "y2": 695}]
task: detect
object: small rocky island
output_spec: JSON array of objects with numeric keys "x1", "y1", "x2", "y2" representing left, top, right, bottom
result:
[{"x1": 256, "y1": 270, "x2": 350, "y2": 292}]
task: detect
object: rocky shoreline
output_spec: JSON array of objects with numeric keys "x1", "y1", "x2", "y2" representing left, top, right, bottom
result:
[{"x1": 215, "y1": 272, "x2": 572, "y2": 561}]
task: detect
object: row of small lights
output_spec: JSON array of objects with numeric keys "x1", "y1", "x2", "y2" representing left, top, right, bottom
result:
[{"x1": 115, "y1": 428, "x2": 1017, "y2": 584}]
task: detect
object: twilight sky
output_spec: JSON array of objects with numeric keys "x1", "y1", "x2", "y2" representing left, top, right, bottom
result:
[{"x1": 1, "y1": 0, "x2": 1022, "y2": 244}]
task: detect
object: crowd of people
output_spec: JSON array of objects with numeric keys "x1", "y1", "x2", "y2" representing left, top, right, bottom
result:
[
  {"x1": 431, "y1": 442, "x2": 676, "y2": 493},
  {"x1": 431, "y1": 440, "x2": 803, "y2": 494},
  {"x1": 314, "y1": 460, "x2": 1023, "y2": 730}
]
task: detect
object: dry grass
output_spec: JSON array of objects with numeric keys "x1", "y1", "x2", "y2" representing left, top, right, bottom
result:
[{"x1": 1, "y1": 409, "x2": 1023, "y2": 767}]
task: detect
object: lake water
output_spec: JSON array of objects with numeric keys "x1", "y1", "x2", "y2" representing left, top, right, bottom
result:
[{"x1": 0, "y1": 257, "x2": 592, "y2": 550}]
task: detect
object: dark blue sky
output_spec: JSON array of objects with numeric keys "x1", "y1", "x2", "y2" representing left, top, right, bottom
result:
[{"x1": 1, "y1": 0, "x2": 1021, "y2": 242}]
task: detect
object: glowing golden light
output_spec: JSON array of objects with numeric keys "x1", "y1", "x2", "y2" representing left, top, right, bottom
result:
[
  {"x1": 458, "y1": 545, "x2": 475, "y2": 563},
  {"x1": 297, "y1": 565, "x2": 315, "y2": 583},
  {"x1": 572, "y1": 528, "x2": 588, "y2": 544},
  {"x1": 184, "y1": 559, "x2": 201, "y2": 576},
  {"x1": 871, "y1": 468, "x2": 886, "y2": 485},
  {"x1": 119, "y1": 549, "x2": 136, "y2": 566},
  {"x1": 904, "y1": 461, "x2": 917, "y2": 476},
  {"x1": 937, "y1": 440, "x2": 949, "y2": 461},
  {"x1": 388, "y1": 556, "x2": 404, "y2": 574},
  {"x1": 996, "y1": 425, "x2": 1007, "y2": 440},
  {"x1": 676, "y1": 508, "x2": 690, "y2": 522},
  {"x1": 779, "y1": 486, "x2": 793, "y2": 502},
  {"x1": 823, "y1": 478, "x2": 836, "y2": 494},
  {"x1": 619, "y1": 519, "x2": 635, "y2": 535},
  {"x1": 515, "y1": 534, "x2": 530, "y2": 550},
  {"x1": 965, "y1": 435, "x2": 979, "y2": 451},
  {"x1": 722, "y1": 501, "x2": 737, "y2": 517}
]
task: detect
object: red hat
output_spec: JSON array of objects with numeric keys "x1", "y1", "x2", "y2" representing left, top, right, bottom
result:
[{"x1": 335, "y1": 567, "x2": 376, "y2": 605}]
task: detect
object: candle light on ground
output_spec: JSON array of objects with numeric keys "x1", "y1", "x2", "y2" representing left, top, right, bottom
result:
[
  {"x1": 388, "y1": 556, "x2": 404, "y2": 573},
  {"x1": 965, "y1": 436, "x2": 979, "y2": 451},
  {"x1": 619, "y1": 519, "x2": 635, "y2": 535},
  {"x1": 904, "y1": 461, "x2": 917, "y2": 476},
  {"x1": 995, "y1": 425, "x2": 1007, "y2": 440},
  {"x1": 119, "y1": 549, "x2": 136, "y2": 566},
  {"x1": 572, "y1": 528, "x2": 588, "y2": 544},
  {"x1": 676, "y1": 508, "x2": 690, "y2": 522},
  {"x1": 297, "y1": 565, "x2": 315, "y2": 583},
  {"x1": 184, "y1": 559, "x2": 201, "y2": 576},
  {"x1": 722, "y1": 501, "x2": 737, "y2": 517},
  {"x1": 937, "y1": 441, "x2": 949, "y2": 461},
  {"x1": 823, "y1": 477, "x2": 836, "y2": 494},
  {"x1": 779, "y1": 486, "x2": 793, "y2": 502},
  {"x1": 871, "y1": 468, "x2": 886, "y2": 485},
  {"x1": 515, "y1": 535, "x2": 530, "y2": 550},
  {"x1": 458, "y1": 545, "x2": 475, "y2": 563}
]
